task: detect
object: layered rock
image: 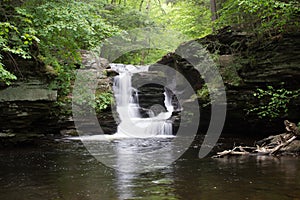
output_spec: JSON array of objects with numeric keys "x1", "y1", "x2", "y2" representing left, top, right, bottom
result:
[
  {"x1": 158, "y1": 27, "x2": 300, "y2": 135},
  {"x1": 0, "y1": 56, "x2": 59, "y2": 145}
]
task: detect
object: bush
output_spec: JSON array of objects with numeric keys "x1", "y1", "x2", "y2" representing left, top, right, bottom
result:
[
  {"x1": 0, "y1": 2, "x2": 39, "y2": 84},
  {"x1": 249, "y1": 85, "x2": 300, "y2": 119}
]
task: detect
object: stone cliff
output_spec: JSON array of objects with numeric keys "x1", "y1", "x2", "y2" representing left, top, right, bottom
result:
[{"x1": 158, "y1": 27, "x2": 300, "y2": 135}]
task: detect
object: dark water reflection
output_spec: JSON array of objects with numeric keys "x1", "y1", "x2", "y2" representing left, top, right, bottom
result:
[{"x1": 0, "y1": 136, "x2": 300, "y2": 200}]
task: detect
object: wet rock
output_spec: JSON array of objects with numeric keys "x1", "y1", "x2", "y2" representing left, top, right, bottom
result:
[
  {"x1": 77, "y1": 51, "x2": 118, "y2": 134},
  {"x1": 60, "y1": 129, "x2": 78, "y2": 136},
  {"x1": 105, "y1": 69, "x2": 119, "y2": 77},
  {"x1": 138, "y1": 85, "x2": 166, "y2": 110},
  {"x1": 0, "y1": 80, "x2": 57, "y2": 102},
  {"x1": 0, "y1": 78, "x2": 59, "y2": 141},
  {"x1": 282, "y1": 140, "x2": 300, "y2": 152},
  {"x1": 156, "y1": 54, "x2": 204, "y2": 92},
  {"x1": 0, "y1": 133, "x2": 16, "y2": 138},
  {"x1": 81, "y1": 50, "x2": 109, "y2": 70},
  {"x1": 0, "y1": 100, "x2": 59, "y2": 135},
  {"x1": 0, "y1": 50, "x2": 62, "y2": 143}
]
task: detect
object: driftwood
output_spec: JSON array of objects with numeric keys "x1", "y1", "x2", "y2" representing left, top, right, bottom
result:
[{"x1": 213, "y1": 120, "x2": 299, "y2": 158}]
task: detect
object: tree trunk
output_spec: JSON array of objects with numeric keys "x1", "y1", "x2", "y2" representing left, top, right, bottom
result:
[{"x1": 210, "y1": 0, "x2": 217, "y2": 21}]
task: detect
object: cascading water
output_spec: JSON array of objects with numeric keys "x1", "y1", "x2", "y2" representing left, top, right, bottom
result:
[{"x1": 110, "y1": 64, "x2": 173, "y2": 137}]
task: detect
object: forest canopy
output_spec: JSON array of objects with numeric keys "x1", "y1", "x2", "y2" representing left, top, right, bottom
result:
[{"x1": 0, "y1": 0, "x2": 299, "y2": 85}]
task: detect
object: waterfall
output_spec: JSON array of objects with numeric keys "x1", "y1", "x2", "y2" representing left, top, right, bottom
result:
[{"x1": 111, "y1": 64, "x2": 173, "y2": 137}]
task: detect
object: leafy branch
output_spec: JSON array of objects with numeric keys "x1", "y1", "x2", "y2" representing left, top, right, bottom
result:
[{"x1": 249, "y1": 85, "x2": 300, "y2": 119}]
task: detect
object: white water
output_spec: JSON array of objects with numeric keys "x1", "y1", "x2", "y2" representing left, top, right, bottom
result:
[
  {"x1": 69, "y1": 64, "x2": 174, "y2": 141},
  {"x1": 110, "y1": 64, "x2": 173, "y2": 138}
]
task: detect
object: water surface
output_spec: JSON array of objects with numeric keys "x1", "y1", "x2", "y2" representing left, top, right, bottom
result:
[{"x1": 0, "y1": 136, "x2": 300, "y2": 200}]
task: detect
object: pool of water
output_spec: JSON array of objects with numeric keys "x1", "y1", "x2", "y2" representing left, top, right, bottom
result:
[{"x1": 0, "y1": 135, "x2": 300, "y2": 200}]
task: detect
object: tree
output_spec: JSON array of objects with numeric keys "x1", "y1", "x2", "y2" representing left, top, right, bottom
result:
[
  {"x1": 210, "y1": 0, "x2": 217, "y2": 21},
  {"x1": 0, "y1": 0, "x2": 39, "y2": 85},
  {"x1": 216, "y1": 0, "x2": 300, "y2": 35},
  {"x1": 150, "y1": 0, "x2": 213, "y2": 38}
]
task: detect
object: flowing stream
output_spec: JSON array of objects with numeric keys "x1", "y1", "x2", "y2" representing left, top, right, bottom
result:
[{"x1": 70, "y1": 64, "x2": 179, "y2": 173}]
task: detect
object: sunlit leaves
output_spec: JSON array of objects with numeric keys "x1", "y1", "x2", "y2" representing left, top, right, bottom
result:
[
  {"x1": 0, "y1": 58, "x2": 17, "y2": 85},
  {"x1": 26, "y1": 0, "x2": 120, "y2": 64},
  {"x1": 217, "y1": 0, "x2": 300, "y2": 35},
  {"x1": 149, "y1": 0, "x2": 212, "y2": 39},
  {"x1": 0, "y1": 2, "x2": 40, "y2": 84},
  {"x1": 249, "y1": 85, "x2": 300, "y2": 119}
]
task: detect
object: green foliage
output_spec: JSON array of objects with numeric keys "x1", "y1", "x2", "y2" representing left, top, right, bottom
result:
[
  {"x1": 0, "y1": 1, "x2": 39, "y2": 84},
  {"x1": 71, "y1": 70, "x2": 113, "y2": 114},
  {"x1": 163, "y1": 0, "x2": 213, "y2": 38},
  {"x1": 150, "y1": 0, "x2": 212, "y2": 39},
  {"x1": 196, "y1": 85, "x2": 210, "y2": 101},
  {"x1": 0, "y1": 21, "x2": 37, "y2": 59},
  {"x1": 217, "y1": 0, "x2": 300, "y2": 35},
  {"x1": 0, "y1": 0, "x2": 214, "y2": 84},
  {"x1": 73, "y1": 88, "x2": 113, "y2": 114},
  {"x1": 21, "y1": 0, "x2": 121, "y2": 98},
  {"x1": 47, "y1": 60, "x2": 75, "y2": 97},
  {"x1": 101, "y1": 4, "x2": 154, "y2": 29},
  {"x1": 0, "y1": 61, "x2": 17, "y2": 85},
  {"x1": 116, "y1": 49, "x2": 168, "y2": 65},
  {"x1": 95, "y1": 92, "x2": 114, "y2": 112},
  {"x1": 249, "y1": 85, "x2": 300, "y2": 119},
  {"x1": 25, "y1": 0, "x2": 119, "y2": 64}
]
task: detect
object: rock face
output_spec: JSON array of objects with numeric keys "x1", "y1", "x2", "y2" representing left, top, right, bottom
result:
[
  {"x1": 0, "y1": 50, "x2": 117, "y2": 143},
  {"x1": 76, "y1": 51, "x2": 118, "y2": 134},
  {"x1": 0, "y1": 55, "x2": 59, "y2": 146},
  {"x1": 132, "y1": 70, "x2": 167, "y2": 112},
  {"x1": 0, "y1": 80, "x2": 57, "y2": 102},
  {"x1": 158, "y1": 27, "x2": 300, "y2": 135}
]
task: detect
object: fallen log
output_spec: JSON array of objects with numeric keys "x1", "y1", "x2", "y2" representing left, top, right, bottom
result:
[
  {"x1": 213, "y1": 120, "x2": 299, "y2": 158},
  {"x1": 270, "y1": 135, "x2": 297, "y2": 155},
  {"x1": 212, "y1": 146, "x2": 255, "y2": 158}
]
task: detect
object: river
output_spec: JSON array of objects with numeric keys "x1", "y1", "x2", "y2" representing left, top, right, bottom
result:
[{"x1": 0, "y1": 135, "x2": 300, "y2": 200}]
